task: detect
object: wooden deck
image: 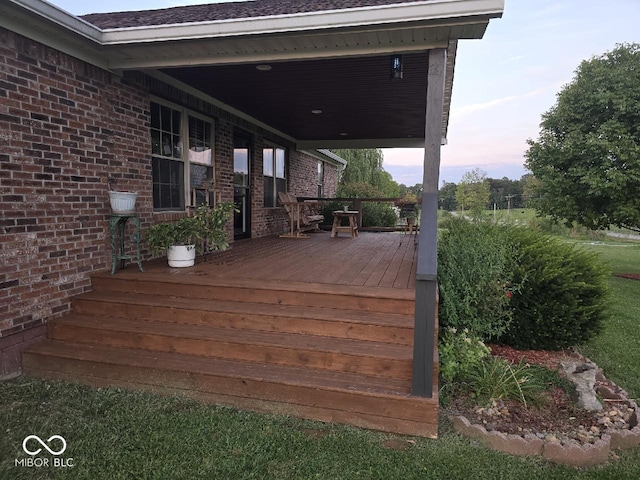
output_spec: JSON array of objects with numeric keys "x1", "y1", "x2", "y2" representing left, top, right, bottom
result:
[
  {"x1": 142, "y1": 230, "x2": 418, "y2": 290},
  {"x1": 24, "y1": 232, "x2": 438, "y2": 437}
]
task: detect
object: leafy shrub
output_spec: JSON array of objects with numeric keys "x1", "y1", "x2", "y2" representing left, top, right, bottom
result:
[
  {"x1": 437, "y1": 217, "x2": 517, "y2": 341},
  {"x1": 499, "y1": 228, "x2": 609, "y2": 350},
  {"x1": 321, "y1": 181, "x2": 398, "y2": 227},
  {"x1": 439, "y1": 327, "x2": 490, "y2": 382}
]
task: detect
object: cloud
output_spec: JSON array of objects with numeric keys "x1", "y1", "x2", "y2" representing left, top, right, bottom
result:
[{"x1": 451, "y1": 88, "x2": 545, "y2": 120}]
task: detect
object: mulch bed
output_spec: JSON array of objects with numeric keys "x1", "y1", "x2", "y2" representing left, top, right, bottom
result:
[
  {"x1": 615, "y1": 273, "x2": 640, "y2": 281},
  {"x1": 445, "y1": 345, "x2": 634, "y2": 443}
]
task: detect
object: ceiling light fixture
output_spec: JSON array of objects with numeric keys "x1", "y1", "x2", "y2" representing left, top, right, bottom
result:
[
  {"x1": 311, "y1": 109, "x2": 323, "y2": 114},
  {"x1": 339, "y1": 132, "x2": 348, "y2": 136},
  {"x1": 256, "y1": 64, "x2": 272, "y2": 71},
  {"x1": 390, "y1": 54, "x2": 403, "y2": 80}
]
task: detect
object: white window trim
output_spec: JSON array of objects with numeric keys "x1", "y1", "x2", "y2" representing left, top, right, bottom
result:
[{"x1": 263, "y1": 143, "x2": 287, "y2": 209}]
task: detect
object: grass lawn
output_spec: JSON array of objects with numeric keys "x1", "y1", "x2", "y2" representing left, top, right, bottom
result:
[
  {"x1": 575, "y1": 240, "x2": 640, "y2": 398},
  {"x1": 2, "y1": 378, "x2": 640, "y2": 480},
  {"x1": 2, "y1": 238, "x2": 639, "y2": 479}
]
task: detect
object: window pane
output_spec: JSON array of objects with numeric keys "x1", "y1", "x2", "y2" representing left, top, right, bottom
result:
[
  {"x1": 152, "y1": 157, "x2": 184, "y2": 210},
  {"x1": 263, "y1": 148, "x2": 274, "y2": 176},
  {"x1": 151, "y1": 129, "x2": 161, "y2": 156},
  {"x1": 189, "y1": 116, "x2": 212, "y2": 166},
  {"x1": 275, "y1": 148, "x2": 285, "y2": 179},
  {"x1": 276, "y1": 178, "x2": 286, "y2": 196},
  {"x1": 161, "y1": 105, "x2": 172, "y2": 132},
  {"x1": 264, "y1": 176, "x2": 274, "y2": 208}
]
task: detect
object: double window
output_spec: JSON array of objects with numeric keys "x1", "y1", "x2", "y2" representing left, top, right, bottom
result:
[
  {"x1": 151, "y1": 101, "x2": 214, "y2": 210},
  {"x1": 263, "y1": 146, "x2": 286, "y2": 207}
]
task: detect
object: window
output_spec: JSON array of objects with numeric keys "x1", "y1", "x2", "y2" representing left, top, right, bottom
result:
[
  {"x1": 263, "y1": 146, "x2": 286, "y2": 207},
  {"x1": 151, "y1": 101, "x2": 214, "y2": 210},
  {"x1": 317, "y1": 161, "x2": 324, "y2": 198}
]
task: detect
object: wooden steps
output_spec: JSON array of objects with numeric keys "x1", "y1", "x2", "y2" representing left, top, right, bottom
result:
[{"x1": 24, "y1": 272, "x2": 438, "y2": 437}]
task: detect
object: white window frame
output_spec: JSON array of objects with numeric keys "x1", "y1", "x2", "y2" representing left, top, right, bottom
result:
[
  {"x1": 150, "y1": 97, "x2": 215, "y2": 211},
  {"x1": 263, "y1": 144, "x2": 287, "y2": 208}
]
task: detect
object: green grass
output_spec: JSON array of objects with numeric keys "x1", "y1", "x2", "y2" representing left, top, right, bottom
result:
[
  {"x1": 566, "y1": 240, "x2": 640, "y2": 398},
  {"x1": 2, "y1": 378, "x2": 640, "y2": 480}
]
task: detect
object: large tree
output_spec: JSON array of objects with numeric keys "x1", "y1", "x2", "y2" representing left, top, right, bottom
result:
[
  {"x1": 526, "y1": 43, "x2": 640, "y2": 232},
  {"x1": 455, "y1": 168, "x2": 490, "y2": 217}
]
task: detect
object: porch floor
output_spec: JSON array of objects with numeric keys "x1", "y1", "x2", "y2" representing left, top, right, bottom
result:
[
  {"x1": 24, "y1": 232, "x2": 438, "y2": 437},
  {"x1": 139, "y1": 230, "x2": 418, "y2": 290}
]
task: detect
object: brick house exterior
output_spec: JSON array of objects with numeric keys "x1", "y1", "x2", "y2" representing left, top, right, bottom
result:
[{"x1": 0, "y1": 28, "x2": 341, "y2": 376}]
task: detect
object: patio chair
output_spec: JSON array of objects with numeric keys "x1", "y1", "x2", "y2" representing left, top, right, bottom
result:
[{"x1": 278, "y1": 192, "x2": 324, "y2": 238}]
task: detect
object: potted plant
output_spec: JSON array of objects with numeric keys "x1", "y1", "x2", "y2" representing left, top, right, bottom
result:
[
  {"x1": 146, "y1": 215, "x2": 200, "y2": 267},
  {"x1": 145, "y1": 201, "x2": 236, "y2": 268},
  {"x1": 396, "y1": 193, "x2": 419, "y2": 225}
]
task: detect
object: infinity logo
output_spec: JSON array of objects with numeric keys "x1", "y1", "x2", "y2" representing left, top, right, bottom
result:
[{"x1": 22, "y1": 435, "x2": 67, "y2": 456}]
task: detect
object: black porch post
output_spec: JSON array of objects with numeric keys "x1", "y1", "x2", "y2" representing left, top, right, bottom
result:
[{"x1": 412, "y1": 48, "x2": 446, "y2": 397}]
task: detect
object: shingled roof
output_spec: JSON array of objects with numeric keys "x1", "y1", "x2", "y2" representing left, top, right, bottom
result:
[{"x1": 82, "y1": 0, "x2": 436, "y2": 29}]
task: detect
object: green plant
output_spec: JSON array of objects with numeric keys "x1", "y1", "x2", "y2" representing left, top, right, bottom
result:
[
  {"x1": 437, "y1": 217, "x2": 518, "y2": 340},
  {"x1": 438, "y1": 327, "x2": 490, "y2": 382},
  {"x1": 499, "y1": 228, "x2": 610, "y2": 350},
  {"x1": 467, "y1": 357, "x2": 546, "y2": 408},
  {"x1": 145, "y1": 202, "x2": 236, "y2": 256},
  {"x1": 192, "y1": 202, "x2": 236, "y2": 253},
  {"x1": 145, "y1": 216, "x2": 200, "y2": 256}
]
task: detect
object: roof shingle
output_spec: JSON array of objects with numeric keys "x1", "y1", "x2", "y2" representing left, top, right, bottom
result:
[{"x1": 81, "y1": 0, "x2": 433, "y2": 29}]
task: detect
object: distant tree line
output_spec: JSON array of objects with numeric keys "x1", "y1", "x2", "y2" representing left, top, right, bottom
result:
[{"x1": 437, "y1": 170, "x2": 539, "y2": 212}]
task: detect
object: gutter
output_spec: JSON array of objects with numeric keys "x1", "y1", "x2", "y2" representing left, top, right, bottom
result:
[{"x1": 101, "y1": 0, "x2": 504, "y2": 45}]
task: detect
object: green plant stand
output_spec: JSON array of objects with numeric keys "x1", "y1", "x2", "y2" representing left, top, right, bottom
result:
[{"x1": 109, "y1": 214, "x2": 144, "y2": 275}]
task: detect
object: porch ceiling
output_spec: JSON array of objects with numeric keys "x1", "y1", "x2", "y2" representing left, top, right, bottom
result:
[{"x1": 160, "y1": 49, "x2": 450, "y2": 149}]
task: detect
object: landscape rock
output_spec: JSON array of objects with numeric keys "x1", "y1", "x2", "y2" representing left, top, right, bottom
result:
[{"x1": 561, "y1": 361, "x2": 602, "y2": 411}]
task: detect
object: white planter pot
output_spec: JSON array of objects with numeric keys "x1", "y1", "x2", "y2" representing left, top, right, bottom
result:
[
  {"x1": 167, "y1": 245, "x2": 196, "y2": 268},
  {"x1": 109, "y1": 191, "x2": 138, "y2": 214}
]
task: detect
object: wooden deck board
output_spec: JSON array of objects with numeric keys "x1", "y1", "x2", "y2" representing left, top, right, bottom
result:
[{"x1": 130, "y1": 232, "x2": 416, "y2": 291}]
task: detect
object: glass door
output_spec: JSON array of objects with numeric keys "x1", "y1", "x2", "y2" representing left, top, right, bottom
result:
[{"x1": 233, "y1": 132, "x2": 251, "y2": 239}]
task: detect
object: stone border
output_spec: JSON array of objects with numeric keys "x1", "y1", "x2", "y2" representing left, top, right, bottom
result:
[{"x1": 450, "y1": 376, "x2": 640, "y2": 466}]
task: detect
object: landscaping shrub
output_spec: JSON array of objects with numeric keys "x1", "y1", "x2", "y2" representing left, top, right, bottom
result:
[
  {"x1": 437, "y1": 217, "x2": 517, "y2": 341},
  {"x1": 439, "y1": 327, "x2": 490, "y2": 383},
  {"x1": 499, "y1": 228, "x2": 609, "y2": 350},
  {"x1": 466, "y1": 357, "x2": 546, "y2": 408}
]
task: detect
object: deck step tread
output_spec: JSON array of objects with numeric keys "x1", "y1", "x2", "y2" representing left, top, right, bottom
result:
[
  {"x1": 91, "y1": 272, "x2": 415, "y2": 301},
  {"x1": 26, "y1": 339, "x2": 418, "y2": 395},
  {"x1": 52, "y1": 314, "x2": 412, "y2": 360},
  {"x1": 74, "y1": 291, "x2": 413, "y2": 327}
]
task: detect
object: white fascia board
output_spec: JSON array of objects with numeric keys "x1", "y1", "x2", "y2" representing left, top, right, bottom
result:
[
  {"x1": 303, "y1": 149, "x2": 348, "y2": 168},
  {"x1": 8, "y1": 0, "x2": 102, "y2": 43},
  {"x1": 100, "y1": 0, "x2": 505, "y2": 45}
]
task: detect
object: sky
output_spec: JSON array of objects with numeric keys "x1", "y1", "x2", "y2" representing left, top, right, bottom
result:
[{"x1": 52, "y1": 0, "x2": 640, "y2": 185}]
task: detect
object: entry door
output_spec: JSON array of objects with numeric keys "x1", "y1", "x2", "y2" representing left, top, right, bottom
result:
[{"x1": 233, "y1": 133, "x2": 251, "y2": 239}]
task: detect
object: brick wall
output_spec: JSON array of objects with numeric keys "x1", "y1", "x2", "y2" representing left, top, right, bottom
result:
[
  {"x1": 0, "y1": 28, "x2": 152, "y2": 375},
  {"x1": 0, "y1": 28, "x2": 341, "y2": 376}
]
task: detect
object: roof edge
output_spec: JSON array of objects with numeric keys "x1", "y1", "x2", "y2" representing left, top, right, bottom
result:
[{"x1": 96, "y1": 0, "x2": 504, "y2": 45}]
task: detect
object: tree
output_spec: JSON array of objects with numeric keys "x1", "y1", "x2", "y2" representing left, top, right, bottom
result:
[
  {"x1": 333, "y1": 149, "x2": 399, "y2": 197},
  {"x1": 455, "y1": 168, "x2": 490, "y2": 217},
  {"x1": 438, "y1": 182, "x2": 457, "y2": 211},
  {"x1": 525, "y1": 43, "x2": 640, "y2": 232}
]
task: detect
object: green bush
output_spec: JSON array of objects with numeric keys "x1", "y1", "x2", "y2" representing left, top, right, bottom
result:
[
  {"x1": 323, "y1": 181, "x2": 398, "y2": 228},
  {"x1": 437, "y1": 218, "x2": 517, "y2": 341},
  {"x1": 439, "y1": 327, "x2": 490, "y2": 383},
  {"x1": 499, "y1": 228, "x2": 609, "y2": 350}
]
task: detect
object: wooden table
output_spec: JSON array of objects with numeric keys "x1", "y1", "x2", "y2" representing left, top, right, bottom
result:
[{"x1": 331, "y1": 211, "x2": 359, "y2": 238}]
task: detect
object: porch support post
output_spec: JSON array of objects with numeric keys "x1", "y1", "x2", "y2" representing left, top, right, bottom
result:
[{"x1": 412, "y1": 48, "x2": 446, "y2": 397}]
